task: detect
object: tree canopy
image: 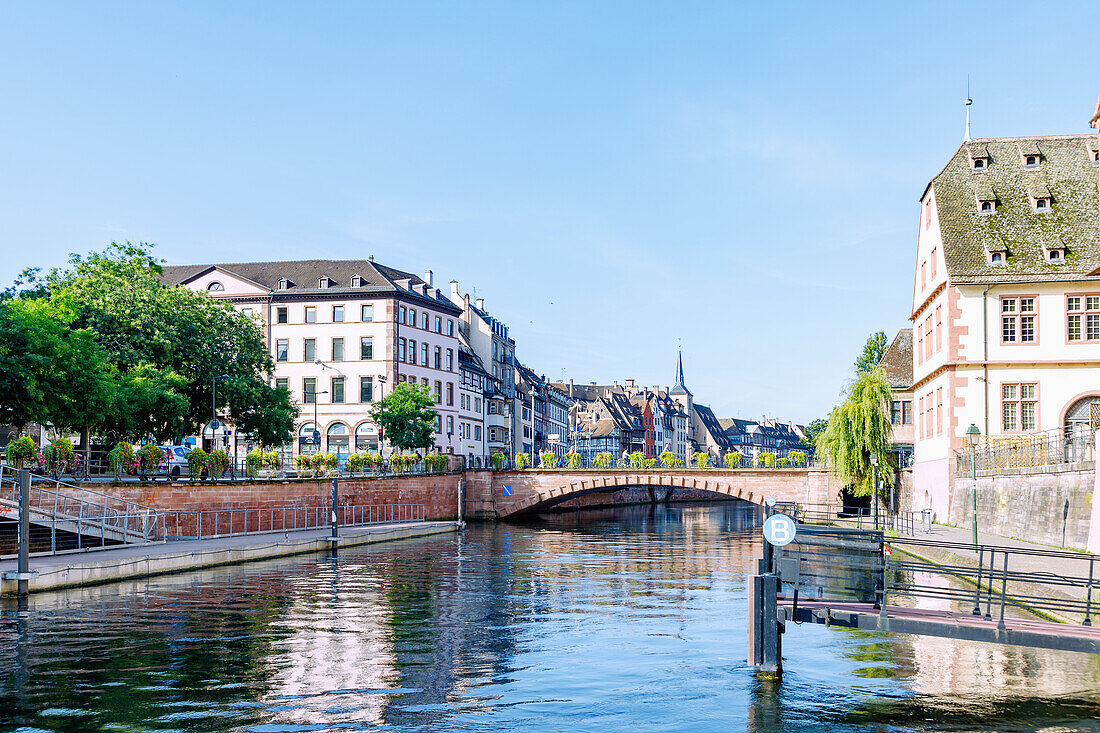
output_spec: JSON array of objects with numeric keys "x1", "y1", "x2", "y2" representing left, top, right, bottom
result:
[
  {"x1": 1, "y1": 242, "x2": 296, "y2": 445},
  {"x1": 370, "y1": 383, "x2": 438, "y2": 452},
  {"x1": 854, "y1": 331, "x2": 889, "y2": 374},
  {"x1": 802, "y1": 418, "x2": 828, "y2": 447},
  {"x1": 816, "y1": 367, "x2": 894, "y2": 497}
]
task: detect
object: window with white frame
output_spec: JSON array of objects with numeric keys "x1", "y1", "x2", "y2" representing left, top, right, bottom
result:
[
  {"x1": 1002, "y1": 383, "x2": 1037, "y2": 431},
  {"x1": 305, "y1": 306, "x2": 316, "y2": 324},
  {"x1": 1067, "y1": 295, "x2": 1100, "y2": 342},
  {"x1": 1001, "y1": 297, "x2": 1036, "y2": 343},
  {"x1": 361, "y1": 304, "x2": 373, "y2": 321}
]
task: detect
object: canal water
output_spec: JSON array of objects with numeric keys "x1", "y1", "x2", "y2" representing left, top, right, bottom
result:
[{"x1": 2, "y1": 502, "x2": 1099, "y2": 732}]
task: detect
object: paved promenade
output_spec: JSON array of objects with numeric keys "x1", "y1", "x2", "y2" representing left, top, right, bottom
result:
[{"x1": 1, "y1": 520, "x2": 460, "y2": 595}]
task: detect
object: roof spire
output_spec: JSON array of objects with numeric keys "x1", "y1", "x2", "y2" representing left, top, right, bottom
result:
[
  {"x1": 670, "y1": 344, "x2": 690, "y2": 396},
  {"x1": 964, "y1": 76, "x2": 973, "y2": 142}
]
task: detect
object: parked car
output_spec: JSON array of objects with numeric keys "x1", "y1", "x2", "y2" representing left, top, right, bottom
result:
[{"x1": 158, "y1": 445, "x2": 190, "y2": 480}]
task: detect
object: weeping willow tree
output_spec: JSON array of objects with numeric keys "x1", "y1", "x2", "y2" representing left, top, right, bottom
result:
[{"x1": 816, "y1": 367, "x2": 894, "y2": 497}]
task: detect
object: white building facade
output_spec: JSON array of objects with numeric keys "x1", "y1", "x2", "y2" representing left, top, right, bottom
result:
[{"x1": 910, "y1": 134, "x2": 1100, "y2": 519}]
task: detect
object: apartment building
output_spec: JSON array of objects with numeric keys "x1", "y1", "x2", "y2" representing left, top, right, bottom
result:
[
  {"x1": 911, "y1": 132, "x2": 1100, "y2": 518},
  {"x1": 160, "y1": 258, "x2": 464, "y2": 458}
]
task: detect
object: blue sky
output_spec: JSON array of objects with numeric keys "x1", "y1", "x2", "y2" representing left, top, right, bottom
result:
[{"x1": 1, "y1": 2, "x2": 1097, "y2": 423}]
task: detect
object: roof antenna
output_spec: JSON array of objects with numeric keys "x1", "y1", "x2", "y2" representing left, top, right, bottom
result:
[{"x1": 964, "y1": 76, "x2": 973, "y2": 142}]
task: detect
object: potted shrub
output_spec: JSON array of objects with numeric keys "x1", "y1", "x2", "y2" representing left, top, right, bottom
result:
[
  {"x1": 108, "y1": 441, "x2": 136, "y2": 481},
  {"x1": 137, "y1": 444, "x2": 164, "y2": 481},
  {"x1": 659, "y1": 451, "x2": 676, "y2": 468},
  {"x1": 787, "y1": 450, "x2": 807, "y2": 467},
  {"x1": 777, "y1": 457, "x2": 790, "y2": 468},
  {"x1": 184, "y1": 447, "x2": 208, "y2": 481},
  {"x1": 294, "y1": 453, "x2": 312, "y2": 478},
  {"x1": 693, "y1": 452, "x2": 710, "y2": 468},
  {"x1": 565, "y1": 452, "x2": 582, "y2": 469},
  {"x1": 346, "y1": 452, "x2": 364, "y2": 474},
  {"x1": 41, "y1": 438, "x2": 77, "y2": 479},
  {"x1": 245, "y1": 448, "x2": 263, "y2": 478},
  {"x1": 208, "y1": 449, "x2": 229, "y2": 480},
  {"x1": 490, "y1": 453, "x2": 506, "y2": 470},
  {"x1": 643, "y1": 457, "x2": 657, "y2": 469},
  {"x1": 593, "y1": 452, "x2": 612, "y2": 469},
  {"x1": 540, "y1": 451, "x2": 558, "y2": 468},
  {"x1": 514, "y1": 452, "x2": 531, "y2": 470},
  {"x1": 724, "y1": 451, "x2": 742, "y2": 469},
  {"x1": 4, "y1": 436, "x2": 38, "y2": 470},
  {"x1": 263, "y1": 450, "x2": 281, "y2": 476},
  {"x1": 629, "y1": 451, "x2": 645, "y2": 469}
]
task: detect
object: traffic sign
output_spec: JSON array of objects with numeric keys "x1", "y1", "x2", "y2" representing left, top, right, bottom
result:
[
  {"x1": 762, "y1": 514, "x2": 797, "y2": 547},
  {"x1": 502, "y1": 484, "x2": 512, "y2": 497}
]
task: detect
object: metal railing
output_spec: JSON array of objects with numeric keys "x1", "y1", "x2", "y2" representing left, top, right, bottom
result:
[
  {"x1": 768, "y1": 524, "x2": 1100, "y2": 627},
  {"x1": 955, "y1": 423, "x2": 1095, "y2": 477},
  {"x1": 0, "y1": 465, "x2": 159, "y2": 557},
  {"x1": 775, "y1": 501, "x2": 927, "y2": 536},
  {"x1": 153, "y1": 503, "x2": 426, "y2": 541}
]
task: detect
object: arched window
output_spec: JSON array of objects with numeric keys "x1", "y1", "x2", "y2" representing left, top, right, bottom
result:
[
  {"x1": 327, "y1": 422, "x2": 350, "y2": 456},
  {"x1": 355, "y1": 422, "x2": 379, "y2": 452},
  {"x1": 207, "y1": 281, "x2": 224, "y2": 292},
  {"x1": 298, "y1": 422, "x2": 318, "y2": 455}
]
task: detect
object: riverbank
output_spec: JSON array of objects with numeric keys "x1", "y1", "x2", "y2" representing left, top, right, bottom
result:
[{"x1": 0, "y1": 520, "x2": 460, "y2": 596}]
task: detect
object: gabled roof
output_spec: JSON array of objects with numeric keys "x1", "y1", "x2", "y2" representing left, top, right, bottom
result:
[
  {"x1": 931, "y1": 135, "x2": 1100, "y2": 284},
  {"x1": 159, "y1": 258, "x2": 462, "y2": 313},
  {"x1": 458, "y1": 348, "x2": 491, "y2": 378},
  {"x1": 878, "y1": 329, "x2": 913, "y2": 389},
  {"x1": 693, "y1": 404, "x2": 732, "y2": 449}
]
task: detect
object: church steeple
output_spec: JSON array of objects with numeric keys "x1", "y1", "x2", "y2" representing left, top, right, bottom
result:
[{"x1": 670, "y1": 348, "x2": 690, "y2": 396}]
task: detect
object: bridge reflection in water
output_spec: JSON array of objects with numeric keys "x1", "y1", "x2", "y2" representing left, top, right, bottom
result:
[{"x1": 2, "y1": 502, "x2": 1099, "y2": 731}]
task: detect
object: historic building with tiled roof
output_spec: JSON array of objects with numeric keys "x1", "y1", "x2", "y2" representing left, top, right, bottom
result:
[
  {"x1": 910, "y1": 124, "x2": 1100, "y2": 519},
  {"x1": 161, "y1": 258, "x2": 465, "y2": 459},
  {"x1": 878, "y1": 329, "x2": 914, "y2": 468}
]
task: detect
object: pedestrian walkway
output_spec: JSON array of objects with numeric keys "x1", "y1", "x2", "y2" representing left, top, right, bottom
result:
[{"x1": 1, "y1": 520, "x2": 460, "y2": 595}]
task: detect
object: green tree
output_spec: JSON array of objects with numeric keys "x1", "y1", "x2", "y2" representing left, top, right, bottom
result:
[
  {"x1": 45, "y1": 242, "x2": 296, "y2": 443},
  {"x1": 0, "y1": 298, "x2": 115, "y2": 433},
  {"x1": 803, "y1": 418, "x2": 828, "y2": 447},
  {"x1": 369, "y1": 383, "x2": 437, "y2": 452},
  {"x1": 816, "y1": 367, "x2": 894, "y2": 497},
  {"x1": 854, "y1": 331, "x2": 889, "y2": 374}
]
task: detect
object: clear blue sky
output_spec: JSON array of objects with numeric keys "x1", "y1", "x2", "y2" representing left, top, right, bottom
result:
[{"x1": 1, "y1": 2, "x2": 1097, "y2": 423}]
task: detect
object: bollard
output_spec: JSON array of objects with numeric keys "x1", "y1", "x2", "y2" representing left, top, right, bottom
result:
[{"x1": 18, "y1": 469, "x2": 30, "y2": 595}]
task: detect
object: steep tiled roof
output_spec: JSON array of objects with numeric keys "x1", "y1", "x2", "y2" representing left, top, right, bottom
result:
[
  {"x1": 159, "y1": 258, "x2": 462, "y2": 313},
  {"x1": 878, "y1": 329, "x2": 913, "y2": 389},
  {"x1": 693, "y1": 404, "x2": 732, "y2": 449},
  {"x1": 932, "y1": 135, "x2": 1100, "y2": 284}
]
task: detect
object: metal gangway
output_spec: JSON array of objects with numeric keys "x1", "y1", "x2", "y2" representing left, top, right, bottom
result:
[
  {"x1": 0, "y1": 465, "x2": 159, "y2": 558},
  {"x1": 748, "y1": 504, "x2": 1100, "y2": 674}
]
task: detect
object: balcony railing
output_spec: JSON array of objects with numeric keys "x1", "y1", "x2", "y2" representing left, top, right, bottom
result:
[{"x1": 955, "y1": 423, "x2": 1096, "y2": 477}]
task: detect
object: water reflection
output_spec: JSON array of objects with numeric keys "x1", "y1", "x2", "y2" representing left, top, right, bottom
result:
[{"x1": 0, "y1": 502, "x2": 1097, "y2": 732}]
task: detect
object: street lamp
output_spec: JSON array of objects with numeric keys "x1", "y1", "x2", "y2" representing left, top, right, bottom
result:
[
  {"x1": 967, "y1": 424, "x2": 981, "y2": 547},
  {"x1": 869, "y1": 452, "x2": 879, "y2": 528},
  {"x1": 211, "y1": 374, "x2": 230, "y2": 451}
]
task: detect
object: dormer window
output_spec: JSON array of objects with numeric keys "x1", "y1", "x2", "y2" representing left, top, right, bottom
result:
[
  {"x1": 1049, "y1": 249, "x2": 1062, "y2": 261},
  {"x1": 973, "y1": 158, "x2": 985, "y2": 169},
  {"x1": 1018, "y1": 142, "x2": 1041, "y2": 169},
  {"x1": 975, "y1": 181, "x2": 995, "y2": 213},
  {"x1": 207, "y1": 281, "x2": 224, "y2": 292},
  {"x1": 1044, "y1": 242, "x2": 1066, "y2": 262},
  {"x1": 351, "y1": 274, "x2": 361, "y2": 287},
  {"x1": 278, "y1": 278, "x2": 289, "y2": 290},
  {"x1": 318, "y1": 277, "x2": 331, "y2": 289},
  {"x1": 991, "y1": 252, "x2": 1004, "y2": 263},
  {"x1": 1028, "y1": 182, "x2": 1052, "y2": 213},
  {"x1": 986, "y1": 241, "x2": 1008, "y2": 264},
  {"x1": 967, "y1": 144, "x2": 990, "y2": 171}
]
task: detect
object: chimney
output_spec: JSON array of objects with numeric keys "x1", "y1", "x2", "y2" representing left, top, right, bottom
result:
[
  {"x1": 463, "y1": 293, "x2": 469, "y2": 311},
  {"x1": 450, "y1": 280, "x2": 460, "y2": 302},
  {"x1": 476, "y1": 297, "x2": 485, "y2": 311},
  {"x1": 423, "y1": 270, "x2": 434, "y2": 288},
  {"x1": 368, "y1": 255, "x2": 374, "y2": 262},
  {"x1": 625, "y1": 379, "x2": 635, "y2": 389},
  {"x1": 570, "y1": 379, "x2": 574, "y2": 399}
]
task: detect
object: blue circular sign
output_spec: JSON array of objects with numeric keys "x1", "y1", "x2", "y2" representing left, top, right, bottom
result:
[{"x1": 762, "y1": 514, "x2": 797, "y2": 546}]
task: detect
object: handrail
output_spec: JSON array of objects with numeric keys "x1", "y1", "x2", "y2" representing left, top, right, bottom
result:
[{"x1": 152, "y1": 503, "x2": 426, "y2": 541}]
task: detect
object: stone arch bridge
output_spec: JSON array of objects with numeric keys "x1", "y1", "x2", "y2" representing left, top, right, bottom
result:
[{"x1": 463, "y1": 468, "x2": 837, "y2": 519}]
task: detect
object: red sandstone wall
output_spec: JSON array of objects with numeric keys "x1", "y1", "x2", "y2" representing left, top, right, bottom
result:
[{"x1": 89, "y1": 475, "x2": 463, "y2": 529}]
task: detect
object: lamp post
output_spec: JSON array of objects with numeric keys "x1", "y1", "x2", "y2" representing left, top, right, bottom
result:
[
  {"x1": 967, "y1": 424, "x2": 981, "y2": 547},
  {"x1": 211, "y1": 374, "x2": 230, "y2": 451},
  {"x1": 870, "y1": 452, "x2": 879, "y2": 529}
]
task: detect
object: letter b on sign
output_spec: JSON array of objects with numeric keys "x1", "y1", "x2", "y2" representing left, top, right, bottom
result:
[{"x1": 762, "y1": 514, "x2": 796, "y2": 546}]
